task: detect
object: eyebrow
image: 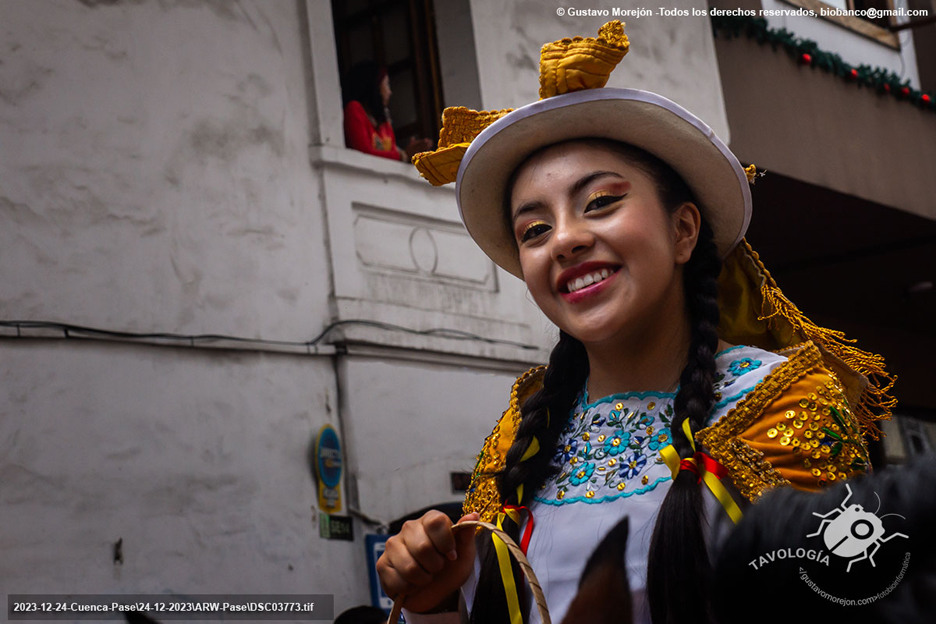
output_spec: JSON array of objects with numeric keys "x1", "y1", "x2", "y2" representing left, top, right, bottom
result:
[{"x1": 511, "y1": 171, "x2": 626, "y2": 221}]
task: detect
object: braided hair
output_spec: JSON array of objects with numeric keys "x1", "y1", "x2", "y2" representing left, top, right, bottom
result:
[{"x1": 469, "y1": 140, "x2": 722, "y2": 624}]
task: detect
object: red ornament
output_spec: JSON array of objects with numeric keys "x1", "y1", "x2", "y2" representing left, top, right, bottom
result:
[
  {"x1": 883, "y1": 84, "x2": 891, "y2": 93},
  {"x1": 901, "y1": 87, "x2": 911, "y2": 97},
  {"x1": 848, "y1": 69, "x2": 859, "y2": 80},
  {"x1": 800, "y1": 53, "x2": 812, "y2": 65},
  {"x1": 923, "y1": 94, "x2": 933, "y2": 104}
]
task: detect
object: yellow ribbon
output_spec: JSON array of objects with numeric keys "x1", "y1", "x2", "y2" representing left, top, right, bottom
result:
[
  {"x1": 494, "y1": 512, "x2": 524, "y2": 624},
  {"x1": 659, "y1": 420, "x2": 744, "y2": 524},
  {"x1": 513, "y1": 436, "x2": 541, "y2": 504},
  {"x1": 520, "y1": 437, "x2": 540, "y2": 462}
]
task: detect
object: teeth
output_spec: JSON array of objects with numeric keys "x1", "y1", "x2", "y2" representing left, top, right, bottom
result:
[{"x1": 567, "y1": 269, "x2": 614, "y2": 293}]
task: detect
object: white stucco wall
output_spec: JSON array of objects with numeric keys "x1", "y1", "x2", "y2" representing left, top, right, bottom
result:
[
  {"x1": 467, "y1": 0, "x2": 732, "y2": 141},
  {"x1": 0, "y1": 0, "x2": 331, "y2": 338},
  {"x1": 1, "y1": 341, "x2": 350, "y2": 605},
  {"x1": 339, "y1": 356, "x2": 528, "y2": 524}
]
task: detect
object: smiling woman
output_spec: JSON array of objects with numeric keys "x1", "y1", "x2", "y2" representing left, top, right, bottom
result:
[
  {"x1": 376, "y1": 21, "x2": 896, "y2": 624},
  {"x1": 508, "y1": 141, "x2": 702, "y2": 375}
]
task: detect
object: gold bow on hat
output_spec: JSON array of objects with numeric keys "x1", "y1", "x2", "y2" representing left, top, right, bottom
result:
[{"x1": 412, "y1": 21, "x2": 630, "y2": 186}]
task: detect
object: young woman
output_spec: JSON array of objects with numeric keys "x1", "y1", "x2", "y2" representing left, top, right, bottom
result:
[
  {"x1": 376, "y1": 22, "x2": 893, "y2": 624},
  {"x1": 342, "y1": 62, "x2": 432, "y2": 162}
]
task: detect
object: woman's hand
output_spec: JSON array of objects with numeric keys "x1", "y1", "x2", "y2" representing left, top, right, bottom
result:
[{"x1": 376, "y1": 510, "x2": 479, "y2": 613}]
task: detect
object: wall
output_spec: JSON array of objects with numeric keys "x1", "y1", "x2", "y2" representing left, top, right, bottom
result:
[
  {"x1": 0, "y1": 0, "x2": 331, "y2": 338},
  {"x1": 1, "y1": 341, "x2": 347, "y2": 603},
  {"x1": 0, "y1": 0, "x2": 354, "y2": 615},
  {"x1": 467, "y1": 0, "x2": 732, "y2": 140}
]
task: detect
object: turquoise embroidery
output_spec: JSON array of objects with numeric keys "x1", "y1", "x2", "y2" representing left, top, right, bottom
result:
[
  {"x1": 538, "y1": 346, "x2": 782, "y2": 506},
  {"x1": 728, "y1": 357, "x2": 762, "y2": 377},
  {"x1": 648, "y1": 427, "x2": 671, "y2": 451},
  {"x1": 534, "y1": 475, "x2": 671, "y2": 506},
  {"x1": 546, "y1": 400, "x2": 673, "y2": 503}
]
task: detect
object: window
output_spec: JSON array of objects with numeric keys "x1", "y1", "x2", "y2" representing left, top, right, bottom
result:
[{"x1": 332, "y1": 0, "x2": 444, "y2": 148}]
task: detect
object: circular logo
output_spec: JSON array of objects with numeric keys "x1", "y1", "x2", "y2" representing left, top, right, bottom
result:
[{"x1": 316, "y1": 425, "x2": 342, "y2": 489}]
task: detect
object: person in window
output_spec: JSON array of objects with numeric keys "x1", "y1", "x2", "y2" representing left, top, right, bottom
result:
[{"x1": 342, "y1": 62, "x2": 432, "y2": 162}]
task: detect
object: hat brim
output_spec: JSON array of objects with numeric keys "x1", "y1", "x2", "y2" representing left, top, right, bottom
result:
[{"x1": 455, "y1": 88, "x2": 752, "y2": 278}]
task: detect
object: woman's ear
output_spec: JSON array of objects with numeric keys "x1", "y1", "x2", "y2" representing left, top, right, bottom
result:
[{"x1": 672, "y1": 202, "x2": 701, "y2": 265}]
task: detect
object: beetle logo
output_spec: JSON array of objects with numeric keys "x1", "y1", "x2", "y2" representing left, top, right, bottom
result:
[{"x1": 807, "y1": 483, "x2": 908, "y2": 572}]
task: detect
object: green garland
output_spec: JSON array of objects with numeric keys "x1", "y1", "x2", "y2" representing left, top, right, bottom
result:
[{"x1": 711, "y1": 15, "x2": 934, "y2": 112}]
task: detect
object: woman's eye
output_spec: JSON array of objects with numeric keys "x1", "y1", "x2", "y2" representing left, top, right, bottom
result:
[
  {"x1": 586, "y1": 194, "x2": 625, "y2": 212},
  {"x1": 520, "y1": 222, "x2": 550, "y2": 242}
]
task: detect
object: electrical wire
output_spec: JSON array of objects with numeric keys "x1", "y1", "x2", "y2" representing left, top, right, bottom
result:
[{"x1": 0, "y1": 319, "x2": 539, "y2": 351}]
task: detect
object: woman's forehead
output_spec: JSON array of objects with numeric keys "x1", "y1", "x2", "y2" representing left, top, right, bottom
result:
[{"x1": 510, "y1": 141, "x2": 649, "y2": 197}]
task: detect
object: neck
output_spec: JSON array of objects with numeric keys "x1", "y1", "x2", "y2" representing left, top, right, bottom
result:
[{"x1": 583, "y1": 312, "x2": 692, "y2": 400}]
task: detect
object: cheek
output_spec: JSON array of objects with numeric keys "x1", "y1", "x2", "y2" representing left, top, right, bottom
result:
[{"x1": 519, "y1": 251, "x2": 554, "y2": 301}]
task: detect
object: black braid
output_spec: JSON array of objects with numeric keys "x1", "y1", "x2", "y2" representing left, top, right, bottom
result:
[
  {"x1": 501, "y1": 331, "x2": 589, "y2": 506},
  {"x1": 646, "y1": 218, "x2": 722, "y2": 624},
  {"x1": 469, "y1": 331, "x2": 589, "y2": 624}
]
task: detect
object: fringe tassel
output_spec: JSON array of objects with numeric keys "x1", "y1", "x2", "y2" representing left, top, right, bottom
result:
[{"x1": 744, "y1": 241, "x2": 897, "y2": 439}]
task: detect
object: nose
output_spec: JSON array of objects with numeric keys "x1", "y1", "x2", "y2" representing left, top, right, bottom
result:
[{"x1": 550, "y1": 214, "x2": 594, "y2": 262}]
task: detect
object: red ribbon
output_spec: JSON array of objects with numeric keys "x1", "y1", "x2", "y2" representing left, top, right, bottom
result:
[
  {"x1": 503, "y1": 505, "x2": 535, "y2": 555},
  {"x1": 679, "y1": 452, "x2": 728, "y2": 483}
]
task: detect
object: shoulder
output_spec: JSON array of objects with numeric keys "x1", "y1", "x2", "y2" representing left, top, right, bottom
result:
[
  {"x1": 708, "y1": 344, "x2": 788, "y2": 423},
  {"x1": 698, "y1": 341, "x2": 871, "y2": 502},
  {"x1": 709, "y1": 345, "x2": 788, "y2": 422},
  {"x1": 343, "y1": 100, "x2": 368, "y2": 118},
  {"x1": 462, "y1": 366, "x2": 545, "y2": 521}
]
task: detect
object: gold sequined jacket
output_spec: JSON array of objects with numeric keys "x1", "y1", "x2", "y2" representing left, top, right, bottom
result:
[{"x1": 463, "y1": 341, "x2": 873, "y2": 523}]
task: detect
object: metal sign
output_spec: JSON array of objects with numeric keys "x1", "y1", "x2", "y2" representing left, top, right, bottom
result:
[
  {"x1": 365, "y1": 534, "x2": 393, "y2": 612},
  {"x1": 319, "y1": 513, "x2": 354, "y2": 541},
  {"x1": 313, "y1": 424, "x2": 342, "y2": 513}
]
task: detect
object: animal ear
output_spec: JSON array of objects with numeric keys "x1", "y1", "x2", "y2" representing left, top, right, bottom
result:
[
  {"x1": 560, "y1": 516, "x2": 633, "y2": 624},
  {"x1": 578, "y1": 516, "x2": 629, "y2": 589}
]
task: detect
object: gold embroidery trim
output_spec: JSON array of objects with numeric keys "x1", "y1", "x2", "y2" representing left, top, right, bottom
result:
[
  {"x1": 696, "y1": 342, "x2": 822, "y2": 502},
  {"x1": 697, "y1": 341, "x2": 869, "y2": 502},
  {"x1": 463, "y1": 366, "x2": 546, "y2": 522}
]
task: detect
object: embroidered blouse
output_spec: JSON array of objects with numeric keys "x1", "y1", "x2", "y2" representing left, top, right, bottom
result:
[
  {"x1": 405, "y1": 341, "x2": 872, "y2": 624},
  {"x1": 515, "y1": 345, "x2": 785, "y2": 623}
]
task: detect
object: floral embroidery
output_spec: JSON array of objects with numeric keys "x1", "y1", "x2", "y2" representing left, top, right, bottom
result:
[
  {"x1": 729, "y1": 358, "x2": 762, "y2": 377},
  {"x1": 648, "y1": 428, "x2": 671, "y2": 451},
  {"x1": 546, "y1": 397, "x2": 673, "y2": 503},
  {"x1": 535, "y1": 346, "x2": 786, "y2": 507},
  {"x1": 556, "y1": 439, "x2": 579, "y2": 463},
  {"x1": 569, "y1": 462, "x2": 596, "y2": 485},
  {"x1": 603, "y1": 432, "x2": 630, "y2": 456},
  {"x1": 622, "y1": 452, "x2": 647, "y2": 479}
]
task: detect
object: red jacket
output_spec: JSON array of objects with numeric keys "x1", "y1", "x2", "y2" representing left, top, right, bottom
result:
[{"x1": 343, "y1": 101, "x2": 401, "y2": 161}]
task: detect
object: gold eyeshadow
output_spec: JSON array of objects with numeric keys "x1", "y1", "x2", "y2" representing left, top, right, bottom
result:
[{"x1": 520, "y1": 220, "x2": 549, "y2": 241}]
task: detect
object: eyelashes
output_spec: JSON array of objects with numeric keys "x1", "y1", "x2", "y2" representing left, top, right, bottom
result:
[
  {"x1": 586, "y1": 192, "x2": 626, "y2": 211},
  {"x1": 516, "y1": 192, "x2": 626, "y2": 242},
  {"x1": 520, "y1": 220, "x2": 550, "y2": 242}
]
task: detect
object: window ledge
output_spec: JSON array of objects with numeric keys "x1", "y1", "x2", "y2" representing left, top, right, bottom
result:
[
  {"x1": 781, "y1": 0, "x2": 900, "y2": 49},
  {"x1": 310, "y1": 145, "x2": 456, "y2": 195}
]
